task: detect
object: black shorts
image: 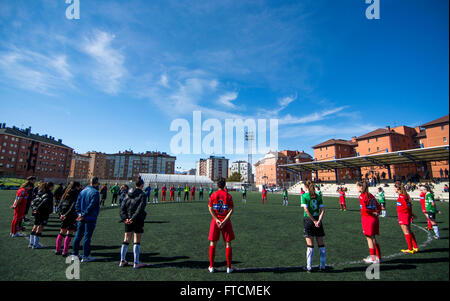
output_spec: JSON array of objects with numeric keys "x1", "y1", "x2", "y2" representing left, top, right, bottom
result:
[
  {"x1": 125, "y1": 220, "x2": 144, "y2": 234},
  {"x1": 426, "y1": 212, "x2": 436, "y2": 221},
  {"x1": 61, "y1": 217, "x2": 78, "y2": 231},
  {"x1": 303, "y1": 217, "x2": 325, "y2": 238},
  {"x1": 242, "y1": 193, "x2": 247, "y2": 198},
  {"x1": 34, "y1": 214, "x2": 49, "y2": 226}
]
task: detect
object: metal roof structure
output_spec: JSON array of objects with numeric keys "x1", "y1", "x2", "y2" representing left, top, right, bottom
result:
[{"x1": 280, "y1": 145, "x2": 449, "y2": 172}]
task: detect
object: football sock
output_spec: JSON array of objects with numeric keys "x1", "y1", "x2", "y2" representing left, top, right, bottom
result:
[
  {"x1": 133, "y1": 243, "x2": 140, "y2": 264},
  {"x1": 404, "y1": 234, "x2": 413, "y2": 250},
  {"x1": 369, "y1": 248, "x2": 376, "y2": 260},
  {"x1": 319, "y1": 245, "x2": 326, "y2": 269},
  {"x1": 375, "y1": 243, "x2": 381, "y2": 260},
  {"x1": 433, "y1": 225, "x2": 440, "y2": 238},
  {"x1": 29, "y1": 232, "x2": 36, "y2": 246},
  {"x1": 56, "y1": 233, "x2": 65, "y2": 251},
  {"x1": 410, "y1": 233, "x2": 418, "y2": 249},
  {"x1": 35, "y1": 233, "x2": 41, "y2": 245},
  {"x1": 427, "y1": 219, "x2": 432, "y2": 229},
  {"x1": 226, "y1": 247, "x2": 232, "y2": 268},
  {"x1": 121, "y1": 242, "x2": 129, "y2": 262},
  {"x1": 63, "y1": 234, "x2": 73, "y2": 254},
  {"x1": 209, "y1": 245, "x2": 216, "y2": 268},
  {"x1": 306, "y1": 245, "x2": 314, "y2": 270}
]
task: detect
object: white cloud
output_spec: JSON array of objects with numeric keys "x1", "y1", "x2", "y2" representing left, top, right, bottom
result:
[
  {"x1": 0, "y1": 48, "x2": 73, "y2": 95},
  {"x1": 278, "y1": 94, "x2": 297, "y2": 107},
  {"x1": 217, "y1": 92, "x2": 238, "y2": 108},
  {"x1": 279, "y1": 123, "x2": 379, "y2": 139},
  {"x1": 279, "y1": 106, "x2": 347, "y2": 125},
  {"x1": 81, "y1": 31, "x2": 125, "y2": 94},
  {"x1": 158, "y1": 74, "x2": 169, "y2": 87}
]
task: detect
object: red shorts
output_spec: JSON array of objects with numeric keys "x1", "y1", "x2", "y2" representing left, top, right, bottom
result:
[
  {"x1": 262, "y1": 194, "x2": 267, "y2": 198},
  {"x1": 398, "y1": 212, "x2": 411, "y2": 225},
  {"x1": 339, "y1": 198, "x2": 346, "y2": 204},
  {"x1": 208, "y1": 219, "x2": 235, "y2": 242},
  {"x1": 361, "y1": 215, "x2": 379, "y2": 236}
]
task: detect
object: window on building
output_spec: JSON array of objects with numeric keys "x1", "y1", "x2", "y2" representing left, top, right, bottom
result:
[
  {"x1": 442, "y1": 125, "x2": 445, "y2": 131},
  {"x1": 444, "y1": 137, "x2": 448, "y2": 143}
]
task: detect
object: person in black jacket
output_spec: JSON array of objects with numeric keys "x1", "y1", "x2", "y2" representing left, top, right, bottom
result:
[
  {"x1": 119, "y1": 177, "x2": 149, "y2": 269},
  {"x1": 29, "y1": 182, "x2": 54, "y2": 249},
  {"x1": 53, "y1": 183, "x2": 65, "y2": 213},
  {"x1": 55, "y1": 181, "x2": 81, "y2": 256}
]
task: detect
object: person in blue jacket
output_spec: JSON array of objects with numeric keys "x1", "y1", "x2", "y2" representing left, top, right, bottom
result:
[{"x1": 71, "y1": 177, "x2": 100, "y2": 263}]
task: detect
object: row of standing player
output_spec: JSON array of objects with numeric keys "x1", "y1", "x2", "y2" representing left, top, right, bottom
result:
[{"x1": 10, "y1": 177, "x2": 442, "y2": 272}]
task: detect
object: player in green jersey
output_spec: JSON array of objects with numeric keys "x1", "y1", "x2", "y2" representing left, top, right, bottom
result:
[
  {"x1": 153, "y1": 185, "x2": 159, "y2": 204},
  {"x1": 377, "y1": 187, "x2": 386, "y2": 217},
  {"x1": 423, "y1": 185, "x2": 441, "y2": 239},
  {"x1": 199, "y1": 186, "x2": 204, "y2": 201},
  {"x1": 282, "y1": 188, "x2": 288, "y2": 206},
  {"x1": 209, "y1": 187, "x2": 214, "y2": 198},
  {"x1": 301, "y1": 181, "x2": 326, "y2": 272},
  {"x1": 241, "y1": 186, "x2": 247, "y2": 204}
]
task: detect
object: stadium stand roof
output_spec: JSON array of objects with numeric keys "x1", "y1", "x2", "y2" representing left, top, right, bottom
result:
[
  {"x1": 280, "y1": 145, "x2": 449, "y2": 172},
  {"x1": 312, "y1": 139, "x2": 357, "y2": 149},
  {"x1": 140, "y1": 173, "x2": 214, "y2": 185}
]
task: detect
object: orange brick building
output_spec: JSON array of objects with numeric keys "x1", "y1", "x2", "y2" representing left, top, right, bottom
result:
[
  {"x1": 0, "y1": 124, "x2": 73, "y2": 180},
  {"x1": 419, "y1": 115, "x2": 449, "y2": 179},
  {"x1": 68, "y1": 153, "x2": 91, "y2": 179},
  {"x1": 309, "y1": 115, "x2": 449, "y2": 182},
  {"x1": 312, "y1": 139, "x2": 358, "y2": 181},
  {"x1": 254, "y1": 150, "x2": 312, "y2": 187}
]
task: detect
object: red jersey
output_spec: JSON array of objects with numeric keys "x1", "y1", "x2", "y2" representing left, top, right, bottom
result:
[
  {"x1": 191, "y1": 187, "x2": 196, "y2": 193},
  {"x1": 397, "y1": 194, "x2": 412, "y2": 215},
  {"x1": 162, "y1": 186, "x2": 167, "y2": 193},
  {"x1": 170, "y1": 186, "x2": 175, "y2": 193},
  {"x1": 359, "y1": 192, "x2": 379, "y2": 217},
  {"x1": 15, "y1": 188, "x2": 29, "y2": 208},
  {"x1": 339, "y1": 191, "x2": 346, "y2": 200},
  {"x1": 419, "y1": 191, "x2": 426, "y2": 212},
  {"x1": 209, "y1": 189, "x2": 234, "y2": 221}
]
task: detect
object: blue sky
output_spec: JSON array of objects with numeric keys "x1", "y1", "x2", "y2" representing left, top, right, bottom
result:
[{"x1": 0, "y1": 0, "x2": 448, "y2": 172}]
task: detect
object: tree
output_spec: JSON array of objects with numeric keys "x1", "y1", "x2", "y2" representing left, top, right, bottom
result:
[{"x1": 227, "y1": 172, "x2": 242, "y2": 182}]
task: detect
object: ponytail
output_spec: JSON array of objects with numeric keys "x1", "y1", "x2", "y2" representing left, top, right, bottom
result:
[
  {"x1": 305, "y1": 180, "x2": 317, "y2": 199},
  {"x1": 357, "y1": 180, "x2": 369, "y2": 194}
]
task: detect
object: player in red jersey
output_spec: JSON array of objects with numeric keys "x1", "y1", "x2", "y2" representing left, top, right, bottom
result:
[
  {"x1": 169, "y1": 185, "x2": 175, "y2": 202},
  {"x1": 10, "y1": 181, "x2": 33, "y2": 237},
  {"x1": 262, "y1": 186, "x2": 268, "y2": 204},
  {"x1": 208, "y1": 178, "x2": 235, "y2": 274},
  {"x1": 394, "y1": 182, "x2": 418, "y2": 254},
  {"x1": 339, "y1": 188, "x2": 347, "y2": 211},
  {"x1": 161, "y1": 184, "x2": 167, "y2": 203},
  {"x1": 357, "y1": 181, "x2": 382, "y2": 264},
  {"x1": 190, "y1": 186, "x2": 196, "y2": 201},
  {"x1": 419, "y1": 186, "x2": 432, "y2": 231}
]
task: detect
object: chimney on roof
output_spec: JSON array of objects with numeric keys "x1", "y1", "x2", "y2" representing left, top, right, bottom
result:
[
  {"x1": 386, "y1": 126, "x2": 391, "y2": 131},
  {"x1": 352, "y1": 136, "x2": 357, "y2": 142},
  {"x1": 58, "y1": 139, "x2": 62, "y2": 143},
  {"x1": 25, "y1": 127, "x2": 31, "y2": 136}
]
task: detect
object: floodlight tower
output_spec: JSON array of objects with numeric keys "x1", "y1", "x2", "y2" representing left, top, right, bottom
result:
[{"x1": 245, "y1": 131, "x2": 255, "y2": 184}]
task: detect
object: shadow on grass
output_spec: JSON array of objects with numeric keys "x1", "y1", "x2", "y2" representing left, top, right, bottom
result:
[
  {"x1": 150, "y1": 260, "x2": 241, "y2": 270},
  {"x1": 416, "y1": 248, "x2": 449, "y2": 254},
  {"x1": 144, "y1": 221, "x2": 170, "y2": 224},
  {"x1": 329, "y1": 264, "x2": 417, "y2": 274},
  {"x1": 383, "y1": 257, "x2": 449, "y2": 265}
]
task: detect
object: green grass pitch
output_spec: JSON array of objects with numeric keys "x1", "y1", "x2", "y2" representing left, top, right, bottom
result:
[{"x1": 0, "y1": 190, "x2": 448, "y2": 281}]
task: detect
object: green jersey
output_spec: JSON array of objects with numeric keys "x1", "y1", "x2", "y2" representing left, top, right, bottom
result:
[
  {"x1": 242, "y1": 188, "x2": 247, "y2": 194},
  {"x1": 209, "y1": 188, "x2": 214, "y2": 196},
  {"x1": 377, "y1": 191, "x2": 385, "y2": 204},
  {"x1": 185, "y1": 186, "x2": 189, "y2": 192},
  {"x1": 283, "y1": 190, "x2": 288, "y2": 197},
  {"x1": 199, "y1": 187, "x2": 203, "y2": 193},
  {"x1": 425, "y1": 192, "x2": 437, "y2": 213},
  {"x1": 177, "y1": 187, "x2": 182, "y2": 195},
  {"x1": 153, "y1": 188, "x2": 159, "y2": 196},
  {"x1": 316, "y1": 190, "x2": 322, "y2": 197},
  {"x1": 110, "y1": 185, "x2": 120, "y2": 195},
  {"x1": 301, "y1": 192, "x2": 324, "y2": 218}
]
